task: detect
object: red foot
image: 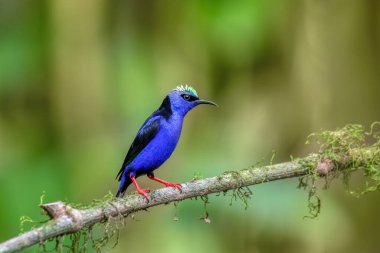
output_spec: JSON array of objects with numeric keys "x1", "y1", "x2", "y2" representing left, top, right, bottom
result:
[
  {"x1": 147, "y1": 175, "x2": 182, "y2": 192},
  {"x1": 163, "y1": 182, "x2": 182, "y2": 191},
  {"x1": 130, "y1": 173, "x2": 151, "y2": 201},
  {"x1": 136, "y1": 188, "x2": 150, "y2": 200}
]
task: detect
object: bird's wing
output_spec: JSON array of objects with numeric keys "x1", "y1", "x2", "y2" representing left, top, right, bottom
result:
[{"x1": 116, "y1": 117, "x2": 161, "y2": 181}]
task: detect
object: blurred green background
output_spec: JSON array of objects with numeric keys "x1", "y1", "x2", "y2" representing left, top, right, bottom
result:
[{"x1": 1, "y1": 0, "x2": 380, "y2": 252}]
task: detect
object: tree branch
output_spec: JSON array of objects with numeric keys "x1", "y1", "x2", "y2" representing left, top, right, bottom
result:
[{"x1": 0, "y1": 150, "x2": 372, "y2": 253}]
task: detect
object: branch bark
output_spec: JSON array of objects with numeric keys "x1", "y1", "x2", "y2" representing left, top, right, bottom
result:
[{"x1": 0, "y1": 153, "x2": 343, "y2": 253}]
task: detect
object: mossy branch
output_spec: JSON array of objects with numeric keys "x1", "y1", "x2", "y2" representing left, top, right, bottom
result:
[
  {"x1": 0, "y1": 154, "x2": 361, "y2": 253},
  {"x1": 0, "y1": 123, "x2": 379, "y2": 253}
]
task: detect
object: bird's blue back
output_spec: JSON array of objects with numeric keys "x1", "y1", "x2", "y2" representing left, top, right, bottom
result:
[{"x1": 129, "y1": 113, "x2": 182, "y2": 173}]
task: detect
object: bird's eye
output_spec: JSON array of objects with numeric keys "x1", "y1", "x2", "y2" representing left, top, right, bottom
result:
[{"x1": 181, "y1": 94, "x2": 198, "y2": 102}]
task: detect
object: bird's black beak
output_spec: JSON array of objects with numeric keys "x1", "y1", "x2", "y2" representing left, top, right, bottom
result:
[{"x1": 196, "y1": 99, "x2": 218, "y2": 107}]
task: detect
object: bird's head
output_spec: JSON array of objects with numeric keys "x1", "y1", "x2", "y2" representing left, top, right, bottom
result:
[{"x1": 168, "y1": 85, "x2": 217, "y2": 116}]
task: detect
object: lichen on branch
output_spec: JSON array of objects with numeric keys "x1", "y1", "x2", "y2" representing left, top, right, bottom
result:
[
  {"x1": 298, "y1": 122, "x2": 380, "y2": 218},
  {"x1": 306, "y1": 123, "x2": 380, "y2": 195}
]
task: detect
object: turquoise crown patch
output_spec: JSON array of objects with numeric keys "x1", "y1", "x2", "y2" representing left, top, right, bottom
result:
[{"x1": 174, "y1": 84, "x2": 198, "y2": 97}]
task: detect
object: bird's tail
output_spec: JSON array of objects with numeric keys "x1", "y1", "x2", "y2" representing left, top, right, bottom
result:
[{"x1": 115, "y1": 173, "x2": 133, "y2": 198}]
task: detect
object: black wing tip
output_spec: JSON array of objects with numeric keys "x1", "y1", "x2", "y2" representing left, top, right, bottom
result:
[
  {"x1": 116, "y1": 170, "x2": 123, "y2": 181},
  {"x1": 115, "y1": 175, "x2": 133, "y2": 198}
]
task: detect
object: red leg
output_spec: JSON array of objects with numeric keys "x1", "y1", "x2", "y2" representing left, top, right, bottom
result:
[
  {"x1": 147, "y1": 174, "x2": 182, "y2": 192},
  {"x1": 130, "y1": 173, "x2": 150, "y2": 200}
]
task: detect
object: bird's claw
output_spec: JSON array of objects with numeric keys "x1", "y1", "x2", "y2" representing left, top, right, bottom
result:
[
  {"x1": 165, "y1": 183, "x2": 182, "y2": 193},
  {"x1": 137, "y1": 188, "x2": 150, "y2": 201}
]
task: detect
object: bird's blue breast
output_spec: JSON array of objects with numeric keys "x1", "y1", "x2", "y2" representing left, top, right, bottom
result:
[{"x1": 128, "y1": 116, "x2": 182, "y2": 173}]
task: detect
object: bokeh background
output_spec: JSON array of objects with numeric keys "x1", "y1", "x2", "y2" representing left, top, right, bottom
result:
[{"x1": 1, "y1": 0, "x2": 380, "y2": 252}]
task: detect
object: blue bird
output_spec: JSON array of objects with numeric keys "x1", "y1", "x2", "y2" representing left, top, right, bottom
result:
[{"x1": 116, "y1": 85, "x2": 217, "y2": 200}]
